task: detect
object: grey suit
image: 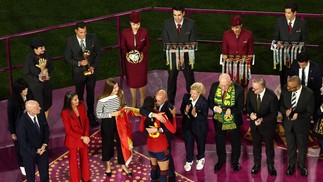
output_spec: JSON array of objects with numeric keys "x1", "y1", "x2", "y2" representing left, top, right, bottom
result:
[
  {"x1": 64, "y1": 33, "x2": 101, "y2": 117},
  {"x1": 279, "y1": 85, "x2": 314, "y2": 168},
  {"x1": 274, "y1": 16, "x2": 307, "y2": 87},
  {"x1": 162, "y1": 17, "x2": 197, "y2": 104}
]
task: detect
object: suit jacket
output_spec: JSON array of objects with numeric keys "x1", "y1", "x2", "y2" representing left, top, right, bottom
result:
[
  {"x1": 16, "y1": 111, "x2": 49, "y2": 157},
  {"x1": 279, "y1": 85, "x2": 314, "y2": 134},
  {"x1": 289, "y1": 60, "x2": 322, "y2": 104},
  {"x1": 274, "y1": 16, "x2": 307, "y2": 43},
  {"x1": 162, "y1": 17, "x2": 197, "y2": 44},
  {"x1": 64, "y1": 33, "x2": 102, "y2": 81},
  {"x1": 222, "y1": 29, "x2": 254, "y2": 55},
  {"x1": 246, "y1": 88, "x2": 278, "y2": 133},
  {"x1": 61, "y1": 101, "x2": 90, "y2": 148},
  {"x1": 208, "y1": 82, "x2": 244, "y2": 125},
  {"x1": 140, "y1": 100, "x2": 175, "y2": 133},
  {"x1": 180, "y1": 93, "x2": 208, "y2": 134},
  {"x1": 121, "y1": 28, "x2": 150, "y2": 57}
]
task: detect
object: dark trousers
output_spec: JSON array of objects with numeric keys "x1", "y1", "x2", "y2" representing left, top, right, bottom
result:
[
  {"x1": 74, "y1": 77, "x2": 96, "y2": 115},
  {"x1": 164, "y1": 130, "x2": 175, "y2": 178},
  {"x1": 279, "y1": 66, "x2": 290, "y2": 88},
  {"x1": 251, "y1": 128, "x2": 275, "y2": 165},
  {"x1": 284, "y1": 128, "x2": 309, "y2": 168},
  {"x1": 13, "y1": 140, "x2": 23, "y2": 166},
  {"x1": 213, "y1": 120, "x2": 241, "y2": 164},
  {"x1": 184, "y1": 124, "x2": 208, "y2": 162},
  {"x1": 101, "y1": 118, "x2": 125, "y2": 164},
  {"x1": 23, "y1": 151, "x2": 49, "y2": 182},
  {"x1": 167, "y1": 56, "x2": 194, "y2": 105}
]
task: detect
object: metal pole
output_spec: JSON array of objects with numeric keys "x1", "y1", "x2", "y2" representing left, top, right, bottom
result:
[{"x1": 6, "y1": 38, "x2": 13, "y2": 94}]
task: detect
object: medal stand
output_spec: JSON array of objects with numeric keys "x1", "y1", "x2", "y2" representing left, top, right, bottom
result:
[{"x1": 164, "y1": 42, "x2": 198, "y2": 70}]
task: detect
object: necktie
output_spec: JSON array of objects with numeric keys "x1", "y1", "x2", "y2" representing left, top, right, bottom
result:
[
  {"x1": 222, "y1": 91, "x2": 227, "y2": 102},
  {"x1": 80, "y1": 39, "x2": 86, "y2": 51},
  {"x1": 33, "y1": 117, "x2": 40, "y2": 133},
  {"x1": 288, "y1": 21, "x2": 292, "y2": 34},
  {"x1": 177, "y1": 24, "x2": 181, "y2": 35},
  {"x1": 301, "y1": 68, "x2": 306, "y2": 85},
  {"x1": 291, "y1": 91, "x2": 297, "y2": 109},
  {"x1": 256, "y1": 94, "x2": 261, "y2": 112}
]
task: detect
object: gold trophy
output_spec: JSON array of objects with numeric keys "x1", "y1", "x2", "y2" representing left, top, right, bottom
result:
[
  {"x1": 83, "y1": 50, "x2": 92, "y2": 76},
  {"x1": 36, "y1": 58, "x2": 49, "y2": 81}
]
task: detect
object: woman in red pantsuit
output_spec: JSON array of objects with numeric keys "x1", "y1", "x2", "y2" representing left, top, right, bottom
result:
[
  {"x1": 61, "y1": 91, "x2": 90, "y2": 182},
  {"x1": 121, "y1": 12, "x2": 150, "y2": 107}
]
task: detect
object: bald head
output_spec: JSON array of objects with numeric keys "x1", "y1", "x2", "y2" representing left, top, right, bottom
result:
[
  {"x1": 218, "y1": 73, "x2": 232, "y2": 91},
  {"x1": 25, "y1": 100, "x2": 41, "y2": 116},
  {"x1": 155, "y1": 89, "x2": 168, "y2": 106}
]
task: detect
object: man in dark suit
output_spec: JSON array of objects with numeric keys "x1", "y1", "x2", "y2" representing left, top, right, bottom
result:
[
  {"x1": 180, "y1": 82, "x2": 208, "y2": 172},
  {"x1": 16, "y1": 100, "x2": 49, "y2": 182},
  {"x1": 162, "y1": 4, "x2": 197, "y2": 105},
  {"x1": 290, "y1": 52, "x2": 322, "y2": 120},
  {"x1": 140, "y1": 89, "x2": 176, "y2": 181},
  {"x1": 280, "y1": 76, "x2": 314, "y2": 176},
  {"x1": 246, "y1": 77, "x2": 278, "y2": 176},
  {"x1": 208, "y1": 73, "x2": 244, "y2": 172},
  {"x1": 64, "y1": 21, "x2": 101, "y2": 127},
  {"x1": 273, "y1": 2, "x2": 307, "y2": 87}
]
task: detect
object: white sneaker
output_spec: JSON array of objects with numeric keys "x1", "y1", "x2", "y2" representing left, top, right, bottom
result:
[
  {"x1": 184, "y1": 161, "x2": 193, "y2": 171},
  {"x1": 20, "y1": 166, "x2": 26, "y2": 176},
  {"x1": 196, "y1": 158, "x2": 205, "y2": 170}
]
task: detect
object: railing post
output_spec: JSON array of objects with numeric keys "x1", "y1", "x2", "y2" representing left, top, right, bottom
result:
[
  {"x1": 6, "y1": 38, "x2": 13, "y2": 94},
  {"x1": 116, "y1": 16, "x2": 124, "y2": 88}
]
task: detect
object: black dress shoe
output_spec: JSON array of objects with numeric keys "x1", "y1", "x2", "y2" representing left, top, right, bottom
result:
[
  {"x1": 268, "y1": 165, "x2": 277, "y2": 176},
  {"x1": 299, "y1": 167, "x2": 308, "y2": 176},
  {"x1": 105, "y1": 171, "x2": 112, "y2": 177},
  {"x1": 214, "y1": 161, "x2": 225, "y2": 171},
  {"x1": 251, "y1": 164, "x2": 260, "y2": 174},
  {"x1": 232, "y1": 162, "x2": 240, "y2": 172},
  {"x1": 168, "y1": 176, "x2": 176, "y2": 182},
  {"x1": 286, "y1": 165, "x2": 295, "y2": 176}
]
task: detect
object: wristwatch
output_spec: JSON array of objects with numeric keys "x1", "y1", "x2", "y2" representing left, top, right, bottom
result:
[{"x1": 158, "y1": 127, "x2": 164, "y2": 133}]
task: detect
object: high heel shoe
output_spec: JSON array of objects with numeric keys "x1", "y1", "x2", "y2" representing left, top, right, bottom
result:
[
  {"x1": 105, "y1": 170, "x2": 112, "y2": 177},
  {"x1": 122, "y1": 168, "x2": 132, "y2": 177}
]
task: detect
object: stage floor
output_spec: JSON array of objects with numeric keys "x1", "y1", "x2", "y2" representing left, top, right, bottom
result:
[{"x1": 0, "y1": 70, "x2": 322, "y2": 182}]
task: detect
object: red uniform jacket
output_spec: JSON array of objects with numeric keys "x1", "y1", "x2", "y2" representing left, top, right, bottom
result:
[
  {"x1": 61, "y1": 101, "x2": 90, "y2": 148},
  {"x1": 222, "y1": 29, "x2": 254, "y2": 55}
]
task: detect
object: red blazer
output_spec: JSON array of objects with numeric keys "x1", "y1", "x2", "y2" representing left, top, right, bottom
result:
[
  {"x1": 120, "y1": 28, "x2": 150, "y2": 58},
  {"x1": 222, "y1": 29, "x2": 254, "y2": 55},
  {"x1": 61, "y1": 101, "x2": 90, "y2": 148}
]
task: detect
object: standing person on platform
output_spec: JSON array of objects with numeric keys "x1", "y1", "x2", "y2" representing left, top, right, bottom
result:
[
  {"x1": 289, "y1": 52, "x2": 322, "y2": 121},
  {"x1": 121, "y1": 12, "x2": 150, "y2": 108},
  {"x1": 140, "y1": 96, "x2": 176, "y2": 182},
  {"x1": 279, "y1": 76, "x2": 314, "y2": 176},
  {"x1": 208, "y1": 73, "x2": 244, "y2": 172},
  {"x1": 96, "y1": 78, "x2": 132, "y2": 177},
  {"x1": 61, "y1": 91, "x2": 90, "y2": 182},
  {"x1": 274, "y1": 2, "x2": 307, "y2": 88},
  {"x1": 64, "y1": 21, "x2": 102, "y2": 127},
  {"x1": 16, "y1": 100, "x2": 49, "y2": 182},
  {"x1": 140, "y1": 89, "x2": 176, "y2": 181},
  {"x1": 162, "y1": 3, "x2": 197, "y2": 105},
  {"x1": 180, "y1": 82, "x2": 208, "y2": 172},
  {"x1": 23, "y1": 37, "x2": 53, "y2": 120},
  {"x1": 246, "y1": 77, "x2": 278, "y2": 176},
  {"x1": 7, "y1": 78, "x2": 33, "y2": 176},
  {"x1": 222, "y1": 15, "x2": 254, "y2": 108}
]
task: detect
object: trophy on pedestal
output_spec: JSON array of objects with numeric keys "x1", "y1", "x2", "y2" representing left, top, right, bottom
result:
[
  {"x1": 36, "y1": 58, "x2": 50, "y2": 81},
  {"x1": 83, "y1": 50, "x2": 92, "y2": 76}
]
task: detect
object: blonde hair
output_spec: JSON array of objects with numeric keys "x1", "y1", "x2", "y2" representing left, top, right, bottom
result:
[{"x1": 190, "y1": 82, "x2": 206, "y2": 96}]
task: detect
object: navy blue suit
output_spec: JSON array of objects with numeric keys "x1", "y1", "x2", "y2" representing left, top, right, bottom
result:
[
  {"x1": 17, "y1": 112, "x2": 49, "y2": 182},
  {"x1": 180, "y1": 93, "x2": 208, "y2": 161}
]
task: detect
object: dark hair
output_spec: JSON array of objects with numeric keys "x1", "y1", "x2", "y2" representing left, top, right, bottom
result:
[
  {"x1": 297, "y1": 52, "x2": 309, "y2": 63},
  {"x1": 142, "y1": 96, "x2": 157, "y2": 128},
  {"x1": 75, "y1": 21, "x2": 86, "y2": 30},
  {"x1": 11, "y1": 78, "x2": 29, "y2": 108},
  {"x1": 172, "y1": 4, "x2": 185, "y2": 13},
  {"x1": 98, "y1": 78, "x2": 125, "y2": 107},
  {"x1": 30, "y1": 37, "x2": 45, "y2": 49},
  {"x1": 62, "y1": 91, "x2": 78, "y2": 111},
  {"x1": 285, "y1": 2, "x2": 298, "y2": 13}
]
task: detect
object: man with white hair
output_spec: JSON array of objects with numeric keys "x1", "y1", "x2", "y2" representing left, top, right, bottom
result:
[
  {"x1": 208, "y1": 73, "x2": 244, "y2": 172},
  {"x1": 16, "y1": 100, "x2": 49, "y2": 181}
]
